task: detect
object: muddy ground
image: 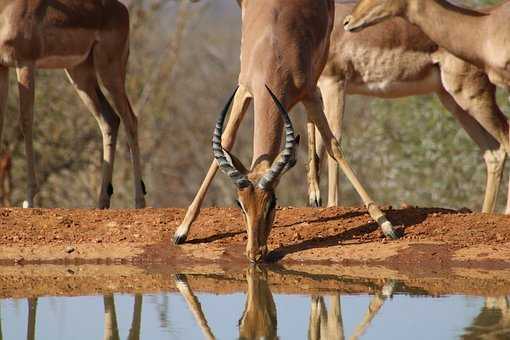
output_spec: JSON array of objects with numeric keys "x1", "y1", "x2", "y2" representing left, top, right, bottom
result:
[
  {"x1": 0, "y1": 206, "x2": 509, "y2": 269},
  {"x1": 1, "y1": 206, "x2": 510, "y2": 298}
]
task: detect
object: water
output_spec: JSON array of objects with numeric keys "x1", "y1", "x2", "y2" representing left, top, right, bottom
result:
[{"x1": 1, "y1": 270, "x2": 509, "y2": 340}]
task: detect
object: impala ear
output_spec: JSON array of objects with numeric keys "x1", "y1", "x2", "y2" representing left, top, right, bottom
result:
[
  {"x1": 236, "y1": 0, "x2": 243, "y2": 7},
  {"x1": 224, "y1": 149, "x2": 249, "y2": 175}
]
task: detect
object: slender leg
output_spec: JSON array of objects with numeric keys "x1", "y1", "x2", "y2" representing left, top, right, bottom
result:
[
  {"x1": 307, "y1": 119, "x2": 321, "y2": 207},
  {"x1": 437, "y1": 90, "x2": 506, "y2": 213},
  {"x1": 327, "y1": 295, "x2": 345, "y2": 340},
  {"x1": 319, "y1": 78, "x2": 346, "y2": 207},
  {"x1": 174, "y1": 275, "x2": 215, "y2": 340},
  {"x1": 5, "y1": 164, "x2": 11, "y2": 207},
  {"x1": 104, "y1": 295, "x2": 120, "y2": 340},
  {"x1": 94, "y1": 42, "x2": 145, "y2": 208},
  {"x1": 173, "y1": 85, "x2": 252, "y2": 244},
  {"x1": 127, "y1": 295, "x2": 143, "y2": 340},
  {"x1": 16, "y1": 66, "x2": 38, "y2": 208},
  {"x1": 27, "y1": 298, "x2": 37, "y2": 340},
  {"x1": 308, "y1": 296, "x2": 322, "y2": 340},
  {"x1": 0, "y1": 67, "x2": 8, "y2": 150},
  {"x1": 66, "y1": 56, "x2": 121, "y2": 209},
  {"x1": 303, "y1": 89, "x2": 397, "y2": 239},
  {"x1": 351, "y1": 281, "x2": 395, "y2": 340},
  {"x1": 435, "y1": 51, "x2": 510, "y2": 214}
]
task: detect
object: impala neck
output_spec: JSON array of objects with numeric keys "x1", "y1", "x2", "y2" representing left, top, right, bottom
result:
[{"x1": 405, "y1": 0, "x2": 487, "y2": 68}]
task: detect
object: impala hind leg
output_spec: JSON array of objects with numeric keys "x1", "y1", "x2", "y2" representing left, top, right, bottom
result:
[
  {"x1": 173, "y1": 86, "x2": 252, "y2": 244},
  {"x1": 303, "y1": 89, "x2": 397, "y2": 239},
  {"x1": 16, "y1": 66, "x2": 38, "y2": 208},
  {"x1": 307, "y1": 119, "x2": 322, "y2": 207},
  {"x1": 66, "y1": 56, "x2": 120, "y2": 209},
  {"x1": 437, "y1": 90, "x2": 507, "y2": 213},
  {"x1": 94, "y1": 43, "x2": 145, "y2": 208},
  {"x1": 319, "y1": 79, "x2": 345, "y2": 207}
]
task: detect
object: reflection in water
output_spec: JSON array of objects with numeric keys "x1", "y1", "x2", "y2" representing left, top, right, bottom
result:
[
  {"x1": 462, "y1": 297, "x2": 510, "y2": 339},
  {"x1": 27, "y1": 298, "x2": 37, "y2": 340},
  {"x1": 1, "y1": 272, "x2": 510, "y2": 339},
  {"x1": 176, "y1": 266, "x2": 277, "y2": 340},
  {"x1": 176, "y1": 268, "x2": 393, "y2": 340},
  {"x1": 104, "y1": 294, "x2": 143, "y2": 340},
  {"x1": 308, "y1": 295, "x2": 344, "y2": 340},
  {"x1": 308, "y1": 281, "x2": 395, "y2": 340}
]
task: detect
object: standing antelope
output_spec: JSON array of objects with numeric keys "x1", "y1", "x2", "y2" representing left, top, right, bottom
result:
[
  {"x1": 174, "y1": 0, "x2": 398, "y2": 263},
  {"x1": 343, "y1": 0, "x2": 510, "y2": 214},
  {"x1": 0, "y1": 0, "x2": 146, "y2": 209},
  {"x1": 310, "y1": 2, "x2": 510, "y2": 212}
]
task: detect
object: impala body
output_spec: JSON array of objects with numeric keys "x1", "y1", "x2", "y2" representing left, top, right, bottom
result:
[
  {"x1": 175, "y1": 0, "x2": 399, "y2": 262},
  {"x1": 310, "y1": 2, "x2": 510, "y2": 214},
  {"x1": 0, "y1": 0, "x2": 145, "y2": 208}
]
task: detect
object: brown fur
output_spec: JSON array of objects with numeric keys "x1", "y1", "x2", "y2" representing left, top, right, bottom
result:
[
  {"x1": 176, "y1": 0, "x2": 400, "y2": 260},
  {"x1": 309, "y1": 2, "x2": 510, "y2": 214},
  {"x1": 0, "y1": 0, "x2": 145, "y2": 209}
]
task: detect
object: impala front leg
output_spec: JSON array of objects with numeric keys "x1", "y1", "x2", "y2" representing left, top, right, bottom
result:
[
  {"x1": 174, "y1": 274, "x2": 215, "y2": 340},
  {"x1": 303, "y1": 89, "x2": 397, "y2": 239},
  {"x1": 16, "y1": 66, "x2": 38, "y2": 208},
  {"x1": 174, "y1": 85, "x2": 252, "y2": 244}
]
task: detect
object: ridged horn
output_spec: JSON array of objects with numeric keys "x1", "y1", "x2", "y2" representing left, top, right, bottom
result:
[
  {"x1": 257, "y1": 85, "x2": 298, "y2": 190},
  {"x1": 212, "y1": 86, "x2": 251, "y2": 188}
]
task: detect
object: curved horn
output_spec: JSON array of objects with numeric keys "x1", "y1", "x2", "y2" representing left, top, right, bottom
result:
[
  {"x1": 257, "y1": 85, "x2": 298, "y2": 190},
  {"x1": 212, "y1": 87, "x2": 251, "y2": 188}
]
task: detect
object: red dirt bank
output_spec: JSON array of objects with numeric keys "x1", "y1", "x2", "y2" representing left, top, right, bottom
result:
[{"x1": 0, "y1": 206, "x2": 509, "y2": 272}]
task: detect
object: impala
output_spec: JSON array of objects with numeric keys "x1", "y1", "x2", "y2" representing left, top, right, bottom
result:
[
  {"x1": 310, "y1": 2, "x2": 510, "y2": 213},
  {"x1": 0, "y1": 0, "x2": 146, "y2": 209},
  {"x1": 174, "y1": 0, "x2": 398, "y2": 262},
  {"x1": 343, "y1": 0, "x2": 510, "y2": 213}
]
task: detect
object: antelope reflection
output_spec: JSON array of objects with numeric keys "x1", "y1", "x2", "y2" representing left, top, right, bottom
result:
[
  {"x1": 175, "y1": 266, "x2": 277, "y2": 340},
  {"x1": 103, "y1": 294, "x2": 143, "y2": 340},
  {"x1": 175, "y1": 268, "x2": 395, "y2": 340},
  {"x1": 308, "y1": 281, "x2": 396, "y2": 340},
  {"x1": 462, "y1": 296, "x2": 510, "y2": 339}
]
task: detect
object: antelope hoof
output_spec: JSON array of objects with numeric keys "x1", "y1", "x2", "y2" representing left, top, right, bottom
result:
[
  {"x1": 173, "y1": 232, "x2": 188, "y2": 245},
  {"x1": 174, "y1": 274, "x2": 189, "y2": 286},
  {"x1": 308, "y1": 192, "x2": 322, "y2": 207},
  {"x1": 135, "y1": 198, "x2": 146, "y2": 209},
  {"x1": 381, "y1": 220, "x2": 399, "y2": 240},
  {"x1": 98, "y1": 200, "x2": 111, "y2": 210}
]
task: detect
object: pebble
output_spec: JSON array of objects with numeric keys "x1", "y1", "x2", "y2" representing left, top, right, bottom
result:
[{"x1": 65, "y1": 246, "x2": 75, "y2": 254}]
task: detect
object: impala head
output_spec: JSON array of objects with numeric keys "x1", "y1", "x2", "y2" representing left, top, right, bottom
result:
[
  {"x1": 344, "y1": 0, "x2": 406, "y2": 32},
  {"x1": 213, "y1": 85, "x2": 299, "y2": 263}
]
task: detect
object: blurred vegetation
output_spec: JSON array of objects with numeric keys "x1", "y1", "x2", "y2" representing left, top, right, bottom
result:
[{"x1": 0, "y1": 0, "x2": 508, "y2": 212}]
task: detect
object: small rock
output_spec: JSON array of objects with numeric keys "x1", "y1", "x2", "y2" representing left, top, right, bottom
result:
[
  {"x1": 14, "y1": 256, "x2": 24, "y2": 264},
  {"x1": 65, "y1": 246, "x2": 75, "y2": 254}
]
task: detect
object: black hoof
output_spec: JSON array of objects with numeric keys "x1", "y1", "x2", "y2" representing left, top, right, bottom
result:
[
  {"x1": 173, "y1": 234, "x2": 187, "y2": 245},
  {"x1": 174, "y1": 273, "x2": 188, "y2": 285}
]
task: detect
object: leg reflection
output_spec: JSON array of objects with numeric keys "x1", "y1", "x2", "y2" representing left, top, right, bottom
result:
[
  {"x1": 128, "y1": 295, "x2": 143, "y2": 340},
  {"x1": 174, "y1": 274, "x2": 215, "y2": 340},
  {"x1": 103, "y1": 295, "x2": 120, "y2": 340},
  {"x1": 27, "y1": 298, "x2": 37, "y2": 340}
]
